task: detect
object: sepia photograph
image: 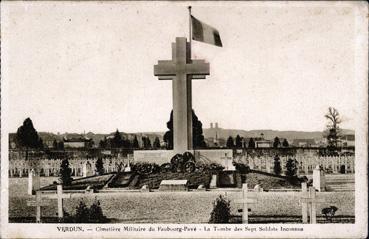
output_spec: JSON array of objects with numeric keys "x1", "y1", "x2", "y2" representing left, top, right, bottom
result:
[{"x1": 1, "y1": 1, "x2": 367, "y2": 238}]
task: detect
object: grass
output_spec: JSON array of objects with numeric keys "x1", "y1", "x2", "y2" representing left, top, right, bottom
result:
[{"x1": 9, "y1": 177, "x2": 354, "y2": 224}]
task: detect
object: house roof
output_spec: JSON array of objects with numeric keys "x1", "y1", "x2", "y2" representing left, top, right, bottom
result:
[{"x1": 342, "y1": 134, "x2": 355, "y2": 141}]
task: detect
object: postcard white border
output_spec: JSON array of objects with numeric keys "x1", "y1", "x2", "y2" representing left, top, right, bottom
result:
[{"x1": 1, "y1": 1, "x2": 368, "y2": 238}]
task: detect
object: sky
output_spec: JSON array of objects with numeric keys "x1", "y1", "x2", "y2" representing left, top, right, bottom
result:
[{"x1": 2, "y1": 1, "x2": 361, "y2": 134}]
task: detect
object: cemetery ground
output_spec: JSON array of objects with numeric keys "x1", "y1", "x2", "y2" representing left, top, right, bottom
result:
[{"x1": 9, "y1": 175, "x2": 355, "y2": 224}]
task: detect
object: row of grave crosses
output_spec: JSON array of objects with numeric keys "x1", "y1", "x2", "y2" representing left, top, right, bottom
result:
[
  {"x1": 235, "y1": 183, "x2": 325, "y2": 224},
  {"x1": 29, "y1": 183, "x2": 325, "y2": 223}
]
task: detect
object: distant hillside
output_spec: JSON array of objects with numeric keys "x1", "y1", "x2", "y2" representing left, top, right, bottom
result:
[
  {"x1": 35, "y1": 131, "x2": 164, "y2": 146},
  {"x1": 203, "y1": 128, "x2": 355, "y2": 141},
  {"x1": 9, "y1": 128, "x2": 354, "y2": 146}
]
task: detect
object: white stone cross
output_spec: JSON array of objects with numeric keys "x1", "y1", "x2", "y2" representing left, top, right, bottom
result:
[
  {"x1": 154, "y1": 37, "x2": 209, "y2": 154},
  {"x1": 28, "y1": 168, "x2": 40, "y2": 195},
  {"x1": 300, "y1": 183, "x2": 325, "y2": 224},
  {"x1": 45, "y1": 185, "x2": 71, "y2": 219},
  {"x1": 26, "y1": 191, "x2": 52, "y2": 223},
  {"x1": 221, "y1": 155, "x2": 235, "y2": 171},
  {"x1": 313, "y1": 165, "x2": 326, "y2": 192},
  {"x1": 235, "y1": 184, "x2": 257, "y2": 224}
]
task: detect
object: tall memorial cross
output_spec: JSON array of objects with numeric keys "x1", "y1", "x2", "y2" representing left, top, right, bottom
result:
[
  {"x1": 154, "y1": 37, "x2": 210, "y2": 153},
  {"x1": 234, "y1": 184, "x2": 257, "y2": 224},
  {"x1": 300, "y1": 184, "x2": 325, "y2": 224}
]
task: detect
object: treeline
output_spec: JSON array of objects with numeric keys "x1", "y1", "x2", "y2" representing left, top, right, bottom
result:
[
  {"x1": 13, "y1": 118, "x2": 163, "y2": 152},
  {"x1": 225, "y1": 135, "x2": 289, "y2": 149},
  {"x1": 98, "y1": 130, "x2": 161, "y2": 150}
]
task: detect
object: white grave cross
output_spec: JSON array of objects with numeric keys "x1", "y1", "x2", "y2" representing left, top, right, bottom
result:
[
  {"x1": 45, "y1": 185, "x2": 71, "y2": 219},
  {"x1": 235, "y1": 184, "x2": 257, "y2": 224},
  {"x1": 221, "y1": 155, "x2": 235, "y2": 171},
  {"x1": 300, "y1": 185, "x2": 325, "y2": 223},
  {"x1": 154, "y1": 37, "x2": 209, "y2": 153},
  {"x1": 26, "y1": 191, "x2": 52, "y2": 223}
]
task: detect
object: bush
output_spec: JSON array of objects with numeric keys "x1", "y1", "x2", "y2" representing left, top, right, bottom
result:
[
  {"x1": 322, "y1": 206, "x2": 338, "y2": 222},
  {"x1": 209, "y1": 195, "x2": 231, "y2": 223},
  {"x1": 72, "y1": 199, "x2": 108, "y2": 223},
  {"x1": 59, "y1": 159, "x2": 72, "y2": 186},
  {"x1": 89, "y1": 200, "x2": 107, "y2": 223},
  {"x1": 75, "y1": 201, "x2": 90, "y2": 223},
  {"x1": 234, "y1": 163, "x2": 250, "y2": 174},
  {"x1": 95, "y1": 158, "x2": 104, "y2": 175},
  {"x1": 60, "y1": 208, "x2": 74, "y2": 223},
  {"x1": 285, "y1": 158, "x2": 297, "y2": 177}
]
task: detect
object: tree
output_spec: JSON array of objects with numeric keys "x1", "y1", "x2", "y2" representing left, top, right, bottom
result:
[
  {"x1": 285, "y1": 158, "x2": 297, "y2": 177},
  {"x1": 122, "y1": 138, "x2": 131, "y2": 149},
  {"x1": 75, "y1": 201, "x2": 90, "y2": 223},
  {"x1": 99, "y1": 138, "x2": 107, "y2": 149},
  {"x1": 209, "y1": 195, "x2": 231, "y2": 223},
  {"x1": 53, "y1": 140, "x2": 58, "y2": 149},
  {"x1": 112, "y1": 130, "x2": 123, "y2": 148},
  {"x1": 192, "y1": 112, "x2": 207, "y2": 148},
  {"x1": 235, "y1": 135, "x2": 243, "y2": 148},
  {"x1": 74, "y1": 200, "x2": 108, "y2": 223},
  {"x1": 57, "y1": 141, "x2": 64, "y2": 150},
  {"x1": 163, "y1": 112, "x2": 173, "y2": 149},
  {"x1": 273, "y1": 137, "x2": 281, "y2": 148},
  {"x1": 163, "y1": 110, "x2": 207, "y2": 149},
  {"x1": 95, "y1": 158, "x2": 104, "y2": 175},
  {"x1": 273, "y1": 155, "x2": 282, "y2": 175},
  {"x1": 60, "y1": 159, "x2": 72, "y2": 186},
  {"x1": 282, "y1": 139, "x2": 289, "y2": 147},
  {"x1": 16, "y1": 118, "x2": 43, "y2": 160},
  {"x1": 153, "y1": 137, "x2": 161, "y2": 149},
  {"x1": 248, "y1": 138, "x2": 255, "y2": 148},
  {"x1": 142, "y1": 137, "x2": 152, "y2": 149},
  {"x1": 226, "y1": 136, "x2": 235, "y2": 148},
  {"x1": 88, "y1": 199, "x2": 107, "y2": 223},
  {"x1": 324, "y1": 107, "x2": 342, "y2": 150},
  {"x1": 132, "y1": 135, "x2": 139, "y2": 149}
]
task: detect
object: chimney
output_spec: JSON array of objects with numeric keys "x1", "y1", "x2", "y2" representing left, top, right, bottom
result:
[
  {"x1": 215, "y1": 122, "x2": 219, "y2": 129},
  {"x1": 210, "y1": 123, "x2": 213, "y2": 129}
]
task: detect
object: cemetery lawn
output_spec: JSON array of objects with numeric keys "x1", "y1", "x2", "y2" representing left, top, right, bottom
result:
[{"x1": 9, "y1": 177, "x2": 354, "y2": 223}]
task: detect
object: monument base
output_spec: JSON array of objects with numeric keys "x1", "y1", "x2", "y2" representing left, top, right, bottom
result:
[{"x1": 133, "y1": 149, "x2": 233, "y2": 167}]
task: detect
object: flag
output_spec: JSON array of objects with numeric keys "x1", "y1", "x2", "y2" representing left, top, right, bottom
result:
[{"x1": 191, "y1": 15, "x2": 223, "y2": 47}]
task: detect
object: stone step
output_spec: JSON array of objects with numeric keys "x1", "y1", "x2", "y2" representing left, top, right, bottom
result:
[
  {"x1": 328, "y1": 185, "x2": 354, "y2": 189},
  {"x1": 326, "y1": 184, "x2": 354, "y2": 187},
  {"x1": 326, "y1": 175, "x2": 355, "y2": 178},
  {"x1": 326, "y1": 184, "x2": 354, "y2": 192},
  {"x1": 325, "y1": 176, "x2": 355, "y2": 180},
  {"x1": 327, "y1": 188, "x2": 354, "y2": 192}
]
